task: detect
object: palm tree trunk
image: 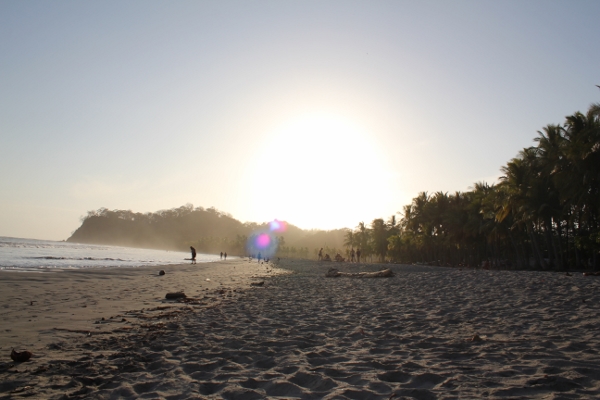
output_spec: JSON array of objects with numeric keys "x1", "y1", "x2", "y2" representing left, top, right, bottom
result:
[
  {"x1": 507, "y1": 230, "x2": 521, "y2": 269},
  {"x1": 495, "y1": 234, "x2": 500, "y2": 268},
  {"x1": 528, "y1": 223, "x2": 546, "y2": 269},
  {"x1": 543, "y1": 217, "x2": 556, "y2": 269},
  {"x1": 577, "y1": 211, "x2": 583, "y2": 269},
  {"x1": 555, "y1": 219, "x2": 565, "y2": 269},
  {"x1": 522, "y1": 240, "x2": 531, "y2": 269},
  {"x1": 566, "y1": 211, "x2": 571, "y2": 269}
]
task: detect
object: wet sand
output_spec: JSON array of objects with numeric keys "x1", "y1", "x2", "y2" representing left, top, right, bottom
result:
[{"x1": 1, "y1": 259, "x2": 600, "y2": 399}]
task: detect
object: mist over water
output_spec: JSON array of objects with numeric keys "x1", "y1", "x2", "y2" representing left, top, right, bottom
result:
[{"x1": 0, "y1": 237, "x2": 219, "y2": 271}]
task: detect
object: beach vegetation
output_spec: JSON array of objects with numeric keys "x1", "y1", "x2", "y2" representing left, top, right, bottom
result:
[
  {"x1": 340, "y1": 103, "x2": 600, "y2": 270},
  {"x1": 68, "y1": 103, "x2": 599, "y2": 270}
]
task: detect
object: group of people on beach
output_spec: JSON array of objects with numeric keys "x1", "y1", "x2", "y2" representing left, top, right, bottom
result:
[
  {"x1": 188, "y1": 247, "x2": 228, "y2": 264},
  {"x1": 249, "y1": 252, "x2": 270, "y2": 263},
  {"x1": 190, "y1": 245, "x2": 367, "y2": 265},
  {"x1": 318, "y1": 247, "x2": 361, "y2": 262}
]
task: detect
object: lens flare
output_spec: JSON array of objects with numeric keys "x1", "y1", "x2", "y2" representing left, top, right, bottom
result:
[
  {"x1": 245, "y1": 222, "x2": 284, "y2": 259},
  {"x1": 256, "y1": 233, "x2": 271, "y2": 248},
  {"x1": 269, "y1": 219, "x2": 287, "y2": 233}
]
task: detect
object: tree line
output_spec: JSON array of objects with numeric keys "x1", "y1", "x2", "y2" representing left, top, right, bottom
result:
[
  {"x1": 343, "y1": 103, "x2": 599, "y2": 270},
  {"x1": 69, "y1": 103, "x2": 599, "y2": 269},
  {"x1": 68, "y1": 204, "x2": 346, "y2": 255}
]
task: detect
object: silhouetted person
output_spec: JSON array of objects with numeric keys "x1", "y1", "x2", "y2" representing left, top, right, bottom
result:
[
  {"x1": 356, "y1": 248, "x2": 361, "y2": 263},
  {"x1": 318, "y1": 248, "x2": 323, "y2": 261},
  {"x1": 224, "y1": 252, "x2": 227, "y2": 260},
  {"x1": 220, "y1": 252, "x2": 223, "y2": 260},
  {"x1": 350, "y1": 248, "x2": 355, "y2": 262},
  {"x1": 190, "y1": 246, "x2": 197, "y2": 264}
]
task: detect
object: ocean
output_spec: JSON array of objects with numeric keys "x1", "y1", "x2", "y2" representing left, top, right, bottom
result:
[{"x1": 0, "y1": 236, "x2": 219, "y2": 271}]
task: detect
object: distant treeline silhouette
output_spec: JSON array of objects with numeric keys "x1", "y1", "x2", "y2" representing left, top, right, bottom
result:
[
  {"x1": 70, "y1": 103, "x2": 599, "y2": 269},
  {"x1": 344, "y1": 103, "x2": 600, "y2": 270},
  {"x1": 68, "y1": 205, "x2": 347, "y2": 256}
]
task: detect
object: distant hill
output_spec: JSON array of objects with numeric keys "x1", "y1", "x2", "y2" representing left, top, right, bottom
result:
[{"x1": 67, "y1": 204, "x2": 346, "y2": 257}]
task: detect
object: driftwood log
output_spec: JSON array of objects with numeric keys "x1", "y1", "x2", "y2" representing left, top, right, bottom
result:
[{"x1": 325, "y1": 268, "x2": 394, "y2": 278}]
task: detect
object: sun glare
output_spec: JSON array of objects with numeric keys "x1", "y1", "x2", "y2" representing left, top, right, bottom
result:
[{"x1": 244, "y1": 113, "x2": 393, "y2": 229}]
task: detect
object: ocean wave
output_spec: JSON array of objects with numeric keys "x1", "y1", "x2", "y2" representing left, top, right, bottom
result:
[
  {"x1": 0, "y1": 236, "x2": 212, "y2": 271},
  {"x1": 27, "y1": 256, "x2": 130, "y2": 262}
]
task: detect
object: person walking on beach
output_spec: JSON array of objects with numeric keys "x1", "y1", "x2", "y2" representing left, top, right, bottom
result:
[
  {"x1": 190, "y1": 246, "x2": 197, "y2": 264},
  {"x1": 350, "y1": 248, "x2": 355, "y2": 262},
  {"x1": 220, "y1": 252, "x2": 223, "y2": 260},
  {"x1": 224, "y1": 252, "x2": 227, "y2": 260},
  {"x1": 356, "y1": 248, "x2": 361, "y2": 263},
  {"x1": 318, "y1": 248, "x2": 323, "y2": 261}
]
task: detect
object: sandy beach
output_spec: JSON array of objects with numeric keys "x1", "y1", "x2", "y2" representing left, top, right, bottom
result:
[{"x1": 1, "y1": 259, "x2": 600, "y2": 399}]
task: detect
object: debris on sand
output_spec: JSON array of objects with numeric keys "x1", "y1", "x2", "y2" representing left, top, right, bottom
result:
[
  {"x1": 583, "y1": 272, "x2": 600, "y2": 277},
  {"x1": 325, "y1": 268, "x2": 394, "y2": 278},
  {"x1": 11, "y1": 349, "x2": 32, "y2": 362},
  {"x1": 165, "y1": 292, "x2": 186, "y2": 299}
]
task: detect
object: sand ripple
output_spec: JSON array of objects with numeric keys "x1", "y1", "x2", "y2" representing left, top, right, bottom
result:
[{"x1": 2, "y1": 261, "x2": 600, "y2": 399}]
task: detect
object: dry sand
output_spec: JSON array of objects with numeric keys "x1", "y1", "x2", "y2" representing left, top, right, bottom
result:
[{"x1": 1, "y1": 259, "x2": 600, "y2": 399}]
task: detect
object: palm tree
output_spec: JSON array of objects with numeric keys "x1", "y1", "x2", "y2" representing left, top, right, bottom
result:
[
  {"x1": 343, "y1": 229, "x2": 355, "y2": 249},
  {"x1": 347, "y1": 103, "x2": 599, "y2": 270},
  {"x1": 355, "y1": 222, "x2": 370, "y2": 261},
  {"x1": 370, "y1": 218, "x2": 389, "y2": 262},
  {"x1": 498, "y1": 151, "x2": 548, "y2": 269},
  {"x1": 562, "y1": 104, "x2": 600, "y2": 269}
]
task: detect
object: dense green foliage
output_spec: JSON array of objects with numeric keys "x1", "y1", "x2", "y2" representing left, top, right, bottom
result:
[{"x1": 344, "y1": 103, "x2": 600, "y2": 270}]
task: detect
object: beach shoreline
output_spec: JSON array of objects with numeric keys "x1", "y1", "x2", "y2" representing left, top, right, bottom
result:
[
  {"x1": 1, "y1": 258, "x2": 600, "y2": 399},
  {"x1": 0, "y1": 258, "x2": 285, "y2": 350}
]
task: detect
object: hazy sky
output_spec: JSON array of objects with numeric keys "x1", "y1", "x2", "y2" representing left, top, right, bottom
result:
[{"x1": 1, "y1": 1, "x2": 599, "y2": 240}]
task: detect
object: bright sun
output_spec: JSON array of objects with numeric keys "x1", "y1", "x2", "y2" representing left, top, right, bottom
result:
[{"x1": 243, "y1": 113, "x2": 394, "y2": 229}]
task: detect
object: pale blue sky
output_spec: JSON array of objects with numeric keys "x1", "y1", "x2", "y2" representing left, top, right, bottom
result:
[{"x1": 1, "y1": 1, "x2": 599, "y2": 240}]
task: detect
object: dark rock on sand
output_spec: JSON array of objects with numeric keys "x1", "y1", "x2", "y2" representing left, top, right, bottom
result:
[
  {"x1": 165, "y1": 292, "x2": 186, "y2": 299},
  {"x1": 10, "y1": 349, "x2": 32, "y2": 362}
]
